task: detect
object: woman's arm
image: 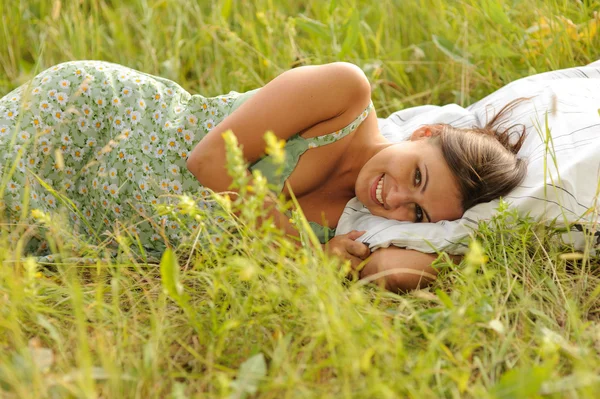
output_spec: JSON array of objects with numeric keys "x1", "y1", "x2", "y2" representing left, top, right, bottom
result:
[
  {"x1": 186, "y1": 62, "x2": 371, "y2": 193},
  {"x1": 360, "y1": 247, "x2": 460, "y2": 292}
]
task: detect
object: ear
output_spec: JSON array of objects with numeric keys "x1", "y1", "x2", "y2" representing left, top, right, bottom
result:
[{"x1": 410, "y1": 126, "x2": 433, "y2": 141}]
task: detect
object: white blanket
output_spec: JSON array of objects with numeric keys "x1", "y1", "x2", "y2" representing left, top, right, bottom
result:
[{"x1": 337, "y1": 61, "x2": 600, "y2": 254}]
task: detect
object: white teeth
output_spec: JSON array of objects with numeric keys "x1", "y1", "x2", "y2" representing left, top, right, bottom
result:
[{"x1": 375, "y1": 176, "x2": 384, "y2": 205}]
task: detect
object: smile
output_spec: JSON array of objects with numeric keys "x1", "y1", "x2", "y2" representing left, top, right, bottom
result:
[{"x1": 371, "y1": 174, "x2": 384, "y2": 206}]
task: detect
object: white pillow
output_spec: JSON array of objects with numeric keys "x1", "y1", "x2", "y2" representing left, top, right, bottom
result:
[{"x1": 337, "y1": 61, "x2": 600, "y2": 254}]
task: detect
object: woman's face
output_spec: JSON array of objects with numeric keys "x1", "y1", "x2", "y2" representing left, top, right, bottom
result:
[{"x1": 355, "y1": 138, "x2": 463, "y2": 223}]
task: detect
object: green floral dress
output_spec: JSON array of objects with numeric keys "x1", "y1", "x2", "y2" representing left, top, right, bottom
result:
[{"x1": 0, "y1": 61, "x2": 373, "y2": 258}]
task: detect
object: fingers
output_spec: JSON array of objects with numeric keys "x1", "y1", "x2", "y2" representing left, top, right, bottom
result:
[
  {"x1": 346, "y1": 230, "x2": 366, "y2": 241},
  {"x1": 346, "y1": 240, "x2": 371, "y2": 260}
]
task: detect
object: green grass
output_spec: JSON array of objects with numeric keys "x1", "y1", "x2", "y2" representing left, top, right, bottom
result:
[{"x1": 1, "y1": 0, "x2": 600, "y2": 397}]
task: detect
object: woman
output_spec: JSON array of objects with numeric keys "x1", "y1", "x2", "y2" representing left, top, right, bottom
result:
[{"x1": 0, "y1": 61, "x2": 525, "y2": 291}]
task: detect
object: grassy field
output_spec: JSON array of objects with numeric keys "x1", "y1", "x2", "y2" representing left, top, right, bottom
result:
[{"x1": 1, "y1": 0, "x2": 600, "y2": 397}]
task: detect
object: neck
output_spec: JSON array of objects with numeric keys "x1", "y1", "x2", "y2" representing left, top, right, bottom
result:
[{"x1": 336, "y1": 124, "x2": 392, "y2": 195}]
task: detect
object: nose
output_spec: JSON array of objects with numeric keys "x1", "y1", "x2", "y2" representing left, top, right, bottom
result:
[{"x1": 385, "y1": 187, "x2": 414, "y2": 218}]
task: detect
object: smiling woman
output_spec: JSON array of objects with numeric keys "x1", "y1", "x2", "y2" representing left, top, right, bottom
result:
[{"x1": 0, "y1": 60, "x2": 526, "y2": 292}]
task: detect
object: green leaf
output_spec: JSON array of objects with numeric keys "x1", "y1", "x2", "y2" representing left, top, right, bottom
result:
[
  {"x1": 432, "y1": 35, "x2": 472, "y2": 66},
  {"x1": 230, "y1": 353, "x2": 267, "y2": 399},
  {"x1": 221, "y1": 0, "x2": 232, "y2": 20},
  {"x1": 160, "y1": 249, "x2": 183, "y2": 301},
  {"x1": 340, "y1": 10, "x2": 360, "y2": 57},
  {"x1": 435, "y1": 289, "x2": 454, "y2": 309},
  {"x1": 294, "y1": 15, "x2": 330, "y2": 38},
  {"x1": 490, "y1": 365, "x2": 552, "y2": 399}
]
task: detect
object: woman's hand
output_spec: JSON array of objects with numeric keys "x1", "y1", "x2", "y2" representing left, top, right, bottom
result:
[{"x1": 323, "y1": 230, "x2": 371, "y2": 270}]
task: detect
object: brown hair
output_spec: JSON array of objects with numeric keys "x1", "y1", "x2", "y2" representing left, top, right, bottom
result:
[{"x1": 429, "y1": 98, "x2": 529, "y2": 210}]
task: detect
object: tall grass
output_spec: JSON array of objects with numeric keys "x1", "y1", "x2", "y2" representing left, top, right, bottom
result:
[{"x1": 1, "y1": 0, "x2": 600, "y2": 397}]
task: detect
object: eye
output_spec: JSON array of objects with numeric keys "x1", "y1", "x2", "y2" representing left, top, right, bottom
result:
[
  {"x1": 414, "y1": 167, "x2": 422, "y2": 186},
  {"x1": 415, "y1": 204, "x2": 424, "y2": 223}
]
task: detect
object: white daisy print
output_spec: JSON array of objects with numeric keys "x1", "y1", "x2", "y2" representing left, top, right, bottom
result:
[
  {"x1": 186, "y1": 114, "x2": 198, "y2": 126},
  {"x1": 5, "y1": 108, "x2": 18, "y2": 120},
  {"x1": 63, "y1": 179, "x2": 74, "y2": 191},
  {"x1": 78, "y1": 185, "x2": 89, "y2": 195},
  {"x1": 151, "y1": 234, "x2": 161, "y2": 242},
  {"x1": 91, "y1": 178, "x2": 100, "y2": 190},
  {"x1": 149, "y1": 132, "x2": 159, "y2": 144},
  {"x1": 121, "y1": 86, "x2": 133, "y2": 97},
  {"x1": 47, "y1": 89, "x2": 57, "y2": 99},
  {"x1": 91, "y1": 118, "x2": 104, "y2": 131},
  {"x1": 137, "y1": 99, "x2": 147, "y2": 110},
  {"x1": 166, "y1": 137, "x2": 179, "y2": 151},
  {"x1": 61, "y1": 134, "x2": 72, "y2": 145},
  {"x1": 160, "y1": 102, "x2": 168, "y2": 111},
  {"x1": 0, "y1": 125, "x2": 8, "y2": 136},
  {"x1": 133, "y1": 191, "x2": 144, "y2": 202},
  {"x1": 79, "y1": 83, "x2": 91, "y2": 97},
  {"x1": 155, "y1": 146, "x2": 166, "y2": 158},
  {"x1": 208, "y1": 107, "x2": 220, "y2": 118},
  {"x1": 152, "y1": 92, "x2": 162, "y2": 103},
  {"x1": 53, "y1": 110, "x2": 65, "y2": 123},
  {"x1": 112, "y1": 205, "x2": 123, "y2": 216},
  {"x1": 45, "y1": 194, "x2": 57, "y2": 208},
  {"x1": 174, "y1": 105, "x2": 184, "y2": 114},
  {"x1": 7, "y1": 181, "x2": 20, "y2": 193},
  {"x1": 39, "y1": 101, "x2": 52, "y2": 113},
  {"x1": 169, "y1": 164, "x2": 180, "y2": 175},
  {"x1": 77, "y1": 118, "x2": 89, "y2": 131},
  {"x1": 170, "y1": 180, "x2": 183, "y2": 194},
  {"x1": 125, "y1": 168, "x2": 135, "y2": 180},
  {"x1": 117, "y1": 149, "x2": 127, "y2": 162},
  {"x1": 32, "y1": 86, "x2": 42, "y2": 96},
  {"x1": 25, "y1": 156, "x2": 38, "y2": 169},
  {"x1": 182, "y1": 130, "x2": 194, "y2": 144},
  {"x1": 111, "y1": 97, "x2": 122, "y2": 107},
  {"x1": 19, "y1": 130, "x2": 30, "y2": 141},
  {"x1": 141, "y1": 142, "x2": 153, "y2": 155},
  {"x1": 124, "y1": 106, "x2": 133, "y2": 117},
  {"x1": 159, "y1": 179, "x2": 170, "y2": 191},
  {"x1": 138, "y1": 179, "x2": 149, "y2": 192},
  {"x1": 59, "y1": 79, "x2": 70, "y2": 89},
  {"x1": 98, "y1": 164, "x2": 107, "y2": 176},
  {"x1": 83, "y1": 207, "x2": 94, "y2": 218},
  {"x1": 95, "y1": 97, "x2": 107, "y2": 108},
  {"x1": 71, "y1": 147, "x2": 83, "y2": 162},
  {"x1": 142, "y1": 162, "x2": 153, "y2": 174},
  {"x1": 178, "y1": 149, "x2": 189, "y2": 160},
  {"x1": 163, "y1": 120, "x2": 173, "y2": 130},
  {"x1": 81, "y1": 104, "x2": 93, "y2": 118},
  {"x1": 165, "y1": 88, "x2": 175, "y2": 97},
  {"x1": 130, "y1": 111, "x2": 141, "y2": 125},
  {"x1": 112, "y1": 116, "x2": 125, "y2": 130},
  {"x1": 41, "y1": 146, "x2": 51, "y2": 156},
  {"x1": 107, "y1": 184, "x2": 119, "y2": 198},
  {"x1": 86, "y1": 138, "x2": 97, "y2": 148},
  {"x1": 152, "y1": 110, "x2": 162, "y2": 124},
  {"x1": 119, "y1": 128, "x2": 132, "y2": 140},
  {"x1": 64, "y1": 166, "x2": 75, "y2": 176},
  {"x1": 73, "y1": 68, "x2": 83, "y2": 77},
  {"x1": 31, "y1": 115, "x2": 42, "y2": 129},
  {"x1": 109, "y1": 168, "x2": 118, "y2": 179},
  {"x1": 125, "y1": 155, "x2": 137, "y2": 165},
  {"x1": 204, "y1": 119, "x2": 215, "y2": 131}
]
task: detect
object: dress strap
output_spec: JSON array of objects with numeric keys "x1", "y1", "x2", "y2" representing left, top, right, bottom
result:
[{"x1": 303, "y1": 101, "x2": 374, "y2": 148}]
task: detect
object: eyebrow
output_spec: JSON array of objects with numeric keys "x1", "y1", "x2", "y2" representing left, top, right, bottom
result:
[{"x1": 421, "y1": 164, "x2": 431, "y2": 222}]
